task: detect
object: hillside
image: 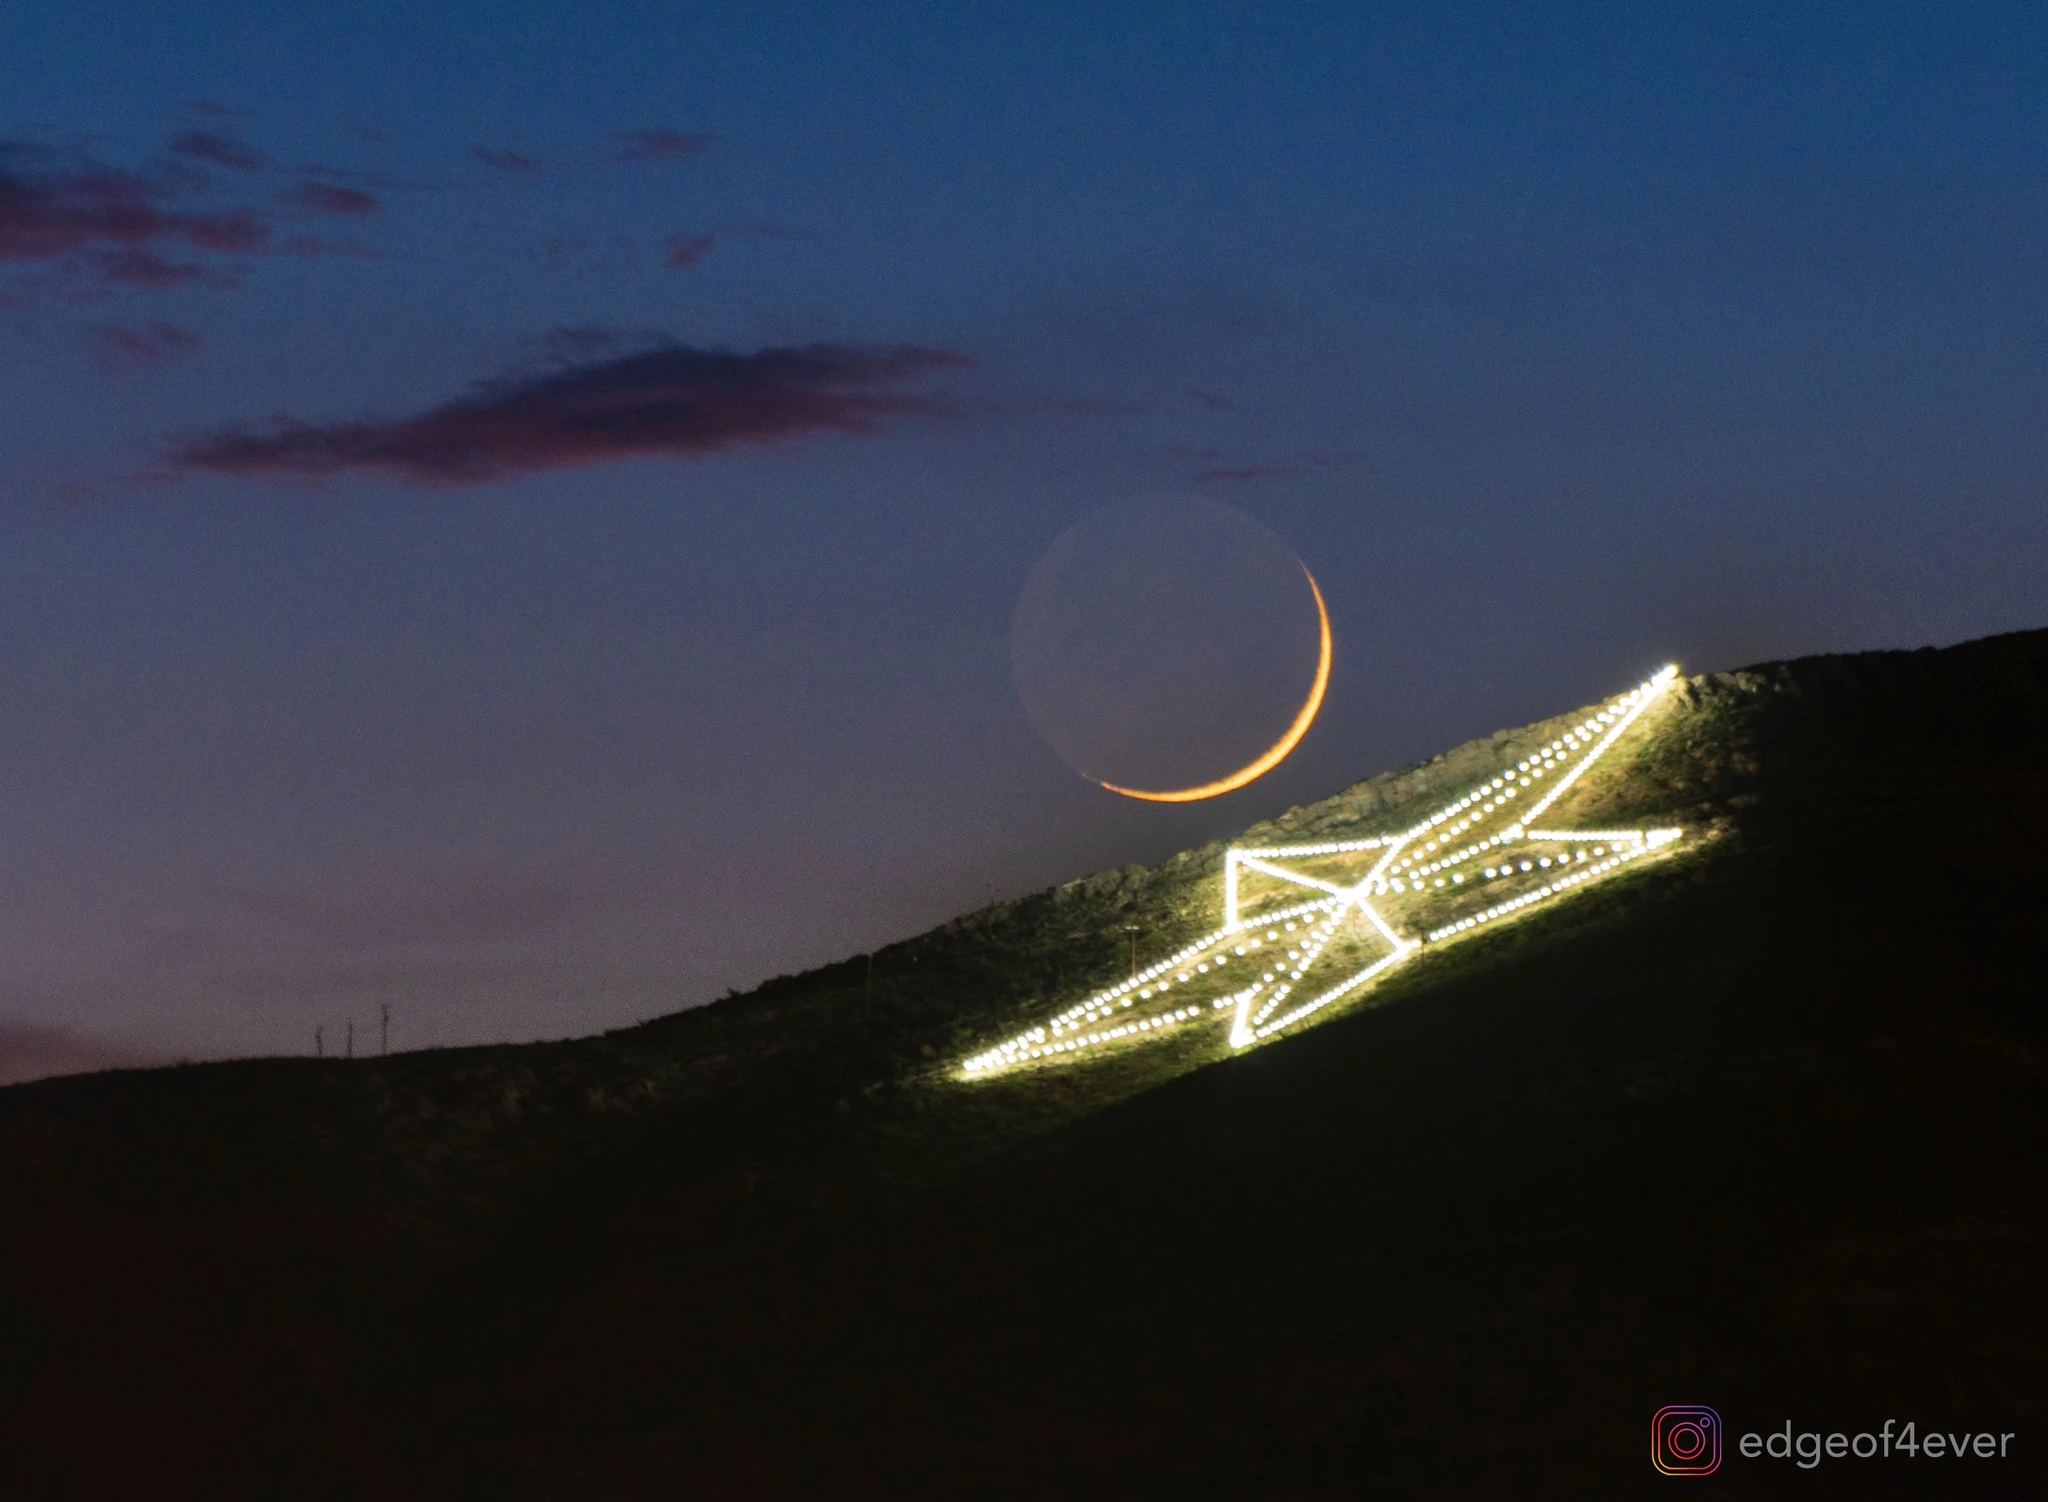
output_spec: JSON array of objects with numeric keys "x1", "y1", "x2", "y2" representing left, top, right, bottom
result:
[{"x1": 3, "y1": 628, "x2": 2045, "y2": 1499}]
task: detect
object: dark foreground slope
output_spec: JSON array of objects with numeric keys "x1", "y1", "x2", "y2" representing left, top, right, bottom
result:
[{"x1": 3, "y1": 630, "x2": 2046, "y2": 1500}]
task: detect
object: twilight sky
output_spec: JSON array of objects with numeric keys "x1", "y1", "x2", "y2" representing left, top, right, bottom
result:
[{"x1": 3, "y1": 1, "x2": 2044, "y2": 1077}]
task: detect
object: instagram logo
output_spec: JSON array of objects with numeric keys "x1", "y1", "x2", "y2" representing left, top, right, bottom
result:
[{"x1": 1652, "y1": 1405, "x2": 1723, "y2": 1475}]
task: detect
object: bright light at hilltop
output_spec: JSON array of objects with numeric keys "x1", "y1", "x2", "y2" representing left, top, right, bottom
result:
[{"x1": 959, "y1": 667, "x2": 1690, "y2": 1077}]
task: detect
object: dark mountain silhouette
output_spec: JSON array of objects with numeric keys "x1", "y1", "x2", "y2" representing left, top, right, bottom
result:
[{"x1": 2, "y1": 628, "x2": 2044, "y2": 1499}]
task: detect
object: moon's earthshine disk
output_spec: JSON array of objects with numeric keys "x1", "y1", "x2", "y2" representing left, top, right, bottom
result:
[{"x1": 1010, "y1": 495, "x2": 1331, "y2": 802}]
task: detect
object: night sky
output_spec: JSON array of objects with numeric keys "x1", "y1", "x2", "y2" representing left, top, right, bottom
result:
[{"x1": 3, "y1": 2, "x2": 2043, "y2": 1076}]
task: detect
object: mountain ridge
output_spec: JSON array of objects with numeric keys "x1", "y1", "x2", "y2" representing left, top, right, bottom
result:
[{"x1": 3, "y1": 624, "x2": 2044, "y2": 1498}]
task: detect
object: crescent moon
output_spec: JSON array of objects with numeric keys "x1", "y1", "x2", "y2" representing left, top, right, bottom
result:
[{"x1": 1095, "y1": 565, "x2": 1332, "y2": 803}]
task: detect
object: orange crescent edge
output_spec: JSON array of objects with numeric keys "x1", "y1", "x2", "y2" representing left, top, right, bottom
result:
[{"x1": 1095, "y1": 565, "x2": 1332, "y2": 804}]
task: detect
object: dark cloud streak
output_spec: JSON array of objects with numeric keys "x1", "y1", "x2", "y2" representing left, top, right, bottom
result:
[
  {"x1": 167, "y1": 130, "x2": 268, "y2": 171},
  {"x1": 282, "y1": 234, "x2": 383, "y2": 260},
  {"x1": 663, "y1": 232, "x2": 715, "y2": 268},
  {"x1": 1187, "y1": 449, "x2": 1372, "y2": 485},
  {"x1": 97, "y1": 248, "x2": 209, "y2": 288},
  {"x1": 288, "y1": 181, "x2": 379, "y2": 216},
  {"x1": 476, "y1": 128, "x2": 713, "y2": 178},
  {"x1": 163, "y1": 340, "x2": 971, "y2": 485},
  {"x1": 0, "y1": 159, "x2": 262, "y2": 260},
  {"x1": 608, "y1": 129, "x2": 715, "y2": 163},
  {"x1": 1194, "y1": 464, "x2": 1308, "y2": 482},
  {"x1": 0, "y1": 149, "x2": 267, "y2": 295},
  {"x1": 473, "y1": 146, "x2": 544, "y2": 176},
  {"x1": 88, "y1": 320, "x2": 201, "y2": 370}
]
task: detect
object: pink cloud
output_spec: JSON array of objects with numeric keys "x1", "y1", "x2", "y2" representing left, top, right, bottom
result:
[
  {"x1": 0, "y1": 150, "x2": 267, "y2": 294},
  {"x1": 95, "y1": 248, "x2": 208, "y2": 288},
  {"x1": 88, "y1": 320, "x2": 202, "y2": 370},
  {"x1": 1193, "y1": 464, "x2": 1308, "y2": 483},
  {"x1": 162, "y1": 340, "x2": 972, "y2": 486},
  {"x1": 663, "y1": 233, "x2": 715, "y2": 268},
  {"x1": 473, "y1": 146, "x2": 544, "y2": 176},
  {"x1": 609, "y1": 129, "x2": 715, "y2": 164},
  {"x1": 1190, "y1": 448, "x2": 1370, "y2": 484},
  {"x1": 288, "y1": 181, "x2": 379, "y2": 216},
  {"x1": 0, "y1": 163, "x2": 252, "y2": 259},
  {"x1": 720, "y1": 220, "x2": 811, "y2": 241},
  {"x1": 282, "y1": 234, "x2": 384, "y2": 260},
  {"x1": 167, "y1": 130, "x2": 268, "y2": 172}
]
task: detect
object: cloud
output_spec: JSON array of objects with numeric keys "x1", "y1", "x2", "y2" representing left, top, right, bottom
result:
[
  {"x1": 1193, "y1": 464, "x2": 1308, "y2": 483},
  {"x1": 477, "y1": 130, "x2": 713, "y2": 177},
  {"x1": 609, "y1": 129, "x2": 715, "y2": 164},
  {"x1": 0, "y1": 1020, "x2": 165, "y2": 1088},
  {"x1": 663, "y1": 232, "x2": 715, "y2": 268},
  {"x1": 95, "y1": 249, "x2": 202, "y2": 287},
  {"x1": 718, "y1": 220, "x2": 812, "y2": 243},
  {"x1": 473, "y1": 145, "x2": 544, "y2": 176},
  {"x1": 538, "y1": 236, "x2": 644, "y2": 275},
  {"x1": 0, "y1": 158, "x2": 260, "y2": 258},
  {"x1": 1008, "y1": 395, "x2": 1151, "y2": 418},
  {"x1": 1190, "y1": 448, "x2": 1371, "y2": 485},
  {"x1": 287, "y1": 181, "x2": 379, "y2": 216},
  {"x1": 87, "y1": 320, "x2": 201, "y2": 370},
  {"x1": 336, "y1": 115, "x2": 390, "y2": 145},
  {"x1": 167, "y1": 129, "x2": 268, "y2": 172},
  {"x1": 281, "y1": 234, "x2": 383, "y2": 260},
  {"x1": 0, "y1": 148, "x2": 267, "y2": 294},
  {"x1": 162, "y1": 339, "x2": 972, "y2": 485}
]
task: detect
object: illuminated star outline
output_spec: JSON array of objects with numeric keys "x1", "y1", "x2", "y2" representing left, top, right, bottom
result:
[{"x1": 962, "y1": 666, "x2": 1684, "y2": 1075}]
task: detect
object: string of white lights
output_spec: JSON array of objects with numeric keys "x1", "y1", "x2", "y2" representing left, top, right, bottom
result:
[
  {"x1": 1419, "y1": 828, "x2": 1678, "y2": 941},
  {"x1": 1519, "y1": 665, "x2": 1677, "y2": 824},
  {"x1": 960, "y1": 666, "x2": 1684, "y2": 1077},
  {"x1": 1246, "y1": 910, "x2": 1345, "y2": 1026},
  {"x1": 1235, "y1": 855, "x2": 1350, "y2": 897},
  {"x1": 1242, "y1": 835, "x2": 1396, "y2": 855},
  {"x1": 1246, "y1": 943, "x2": 1416, "y2": 1042},
  {"x1": 962, "y1": 896, "x2": 1347, "y2": 1073}
]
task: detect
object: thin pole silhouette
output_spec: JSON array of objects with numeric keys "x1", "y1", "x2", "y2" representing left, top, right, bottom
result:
[
  {"x1": 380, "y1": 1002, "x2": 389, "y2": 1057},
  {"x1": 315, "y1": 1026, "x2": 323, "y2": 1058},
  {"x1": 346, "y1": 1020, "x2": 353, "y2": 1060}
]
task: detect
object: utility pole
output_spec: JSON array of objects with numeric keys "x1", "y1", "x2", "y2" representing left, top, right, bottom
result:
[
  {"x1": 346, "y1": 1020, "x2": 354, "y2": 1060},
  {"x1": 380, "y1": 1002, "x2": 390, "y2": 1057},
  {"x1": 315, "y1": 1026, "x2": 323, "y2": 1058},
  {"x1": 1123, "y1": 924, "x2": 1141, "y2": 978}
]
